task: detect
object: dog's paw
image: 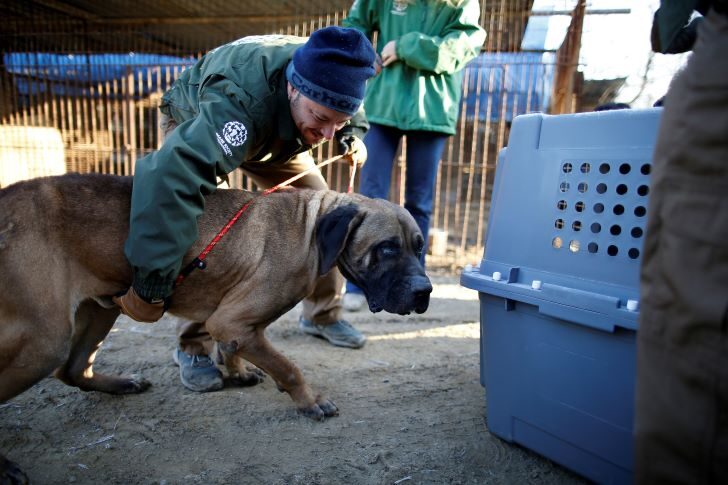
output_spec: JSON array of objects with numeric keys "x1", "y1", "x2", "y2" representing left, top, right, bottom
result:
[
  {"x1": 119, "y1": 374, "x2": 152, "y2": 394},
  {"x1": 228, "y1": 367, "x2": 266, "y2": 387},
  {"x1": 76, "y1": 373, "x2": 151, "y2": 394},
  {"x1": 317, "y1": 397, "x2": 339, "y2": 417},
  {"x1": 297, "y1": 397, "x2": 339, "y2": 421},
  {"x1": 298, "y1": 404, "x2": 326, "y2": 421}
]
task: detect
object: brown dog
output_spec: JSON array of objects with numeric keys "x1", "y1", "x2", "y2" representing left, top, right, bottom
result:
[{"x1": 0, "y1": 173, "x2": 432, "y2": 482}]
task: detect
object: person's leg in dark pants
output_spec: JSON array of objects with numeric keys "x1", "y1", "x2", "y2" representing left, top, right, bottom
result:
[
  {"x1": 403, "y1": 130, "x2": 448, "y2": 265},
  {"x1": 357, "y1": 123, "x2": 403, "y2": 200}
]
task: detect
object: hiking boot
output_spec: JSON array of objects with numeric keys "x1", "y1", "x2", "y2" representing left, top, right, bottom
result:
[
  {"x1": 298, "y1": 318, "x2": 366, "y2": 349},
  {"x1": 342, "y1": 292, "x2": 367, "y2": 312},
  {"x1": 173, "y1": 348, "x2": 224, "y2": 392}
]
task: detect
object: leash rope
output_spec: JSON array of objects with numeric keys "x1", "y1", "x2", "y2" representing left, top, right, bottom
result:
[
  {"x1": 174, "y1": 154, "x2": 354, "y2": 288},
  {"x1": 347, "y1": 159, "x2": 357, "y2": 194}
]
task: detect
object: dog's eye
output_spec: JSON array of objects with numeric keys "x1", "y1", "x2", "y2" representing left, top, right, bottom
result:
[
  {"x1": 376, "y1": 241, "x2": 400, "y2": 259},
  {"x1": 383, "y1": 248, "x2": 398, "y2": 257},
  {"x1": 414, "y1": 235, "x2": 425, "y2": 258}
]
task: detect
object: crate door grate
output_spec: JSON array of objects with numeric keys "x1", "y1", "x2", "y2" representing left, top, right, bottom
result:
[{"x1": 552, "y1": 160, "x2": 651, "y2": 260}]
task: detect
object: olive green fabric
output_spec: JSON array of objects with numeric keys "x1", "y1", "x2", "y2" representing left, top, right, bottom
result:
[
  {"x1": 343, "y1": 0, "x2": 485, "y2": 135},
  {"x1": 635, "y1": 10, "x2": 728, "y2": 482},
  {"x1": 125, "y1": 35, "x2": 367, "y2": 300}
]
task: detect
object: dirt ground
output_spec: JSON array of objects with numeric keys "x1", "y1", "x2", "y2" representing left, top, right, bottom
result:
[{"x1": 1, "y1": 273, "x2": 587, "y2": 485}]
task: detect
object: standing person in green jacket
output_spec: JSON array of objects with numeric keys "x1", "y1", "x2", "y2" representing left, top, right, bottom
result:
[
  {"x1": 112, "y1": 27, "x2": 377, "y2": 393},
  {"x1": 340, "y1": 0, "x2": 486, "y2": 311}
]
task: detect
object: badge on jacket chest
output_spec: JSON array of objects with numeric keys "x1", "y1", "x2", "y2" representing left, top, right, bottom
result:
[{"x1": 391, "y1": 0, "x2": 409, "y2": 15}]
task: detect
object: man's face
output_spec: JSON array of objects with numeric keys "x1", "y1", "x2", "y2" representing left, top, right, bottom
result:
[{"x1": 288, "y1": 84, "x2": 352, "y2": 146}]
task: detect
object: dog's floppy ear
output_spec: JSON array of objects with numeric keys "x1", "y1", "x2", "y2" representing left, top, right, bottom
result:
[{"x1": 316, "y1": 204, "x2": 362, "y2": 275}]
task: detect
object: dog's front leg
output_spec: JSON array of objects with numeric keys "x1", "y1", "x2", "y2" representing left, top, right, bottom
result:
[
  {"x1": 213, "y1": 342, "x2": 266, "y2": 387},
  {"x1": 215, "y1": 325, "x2": 338, "y2": 420}
]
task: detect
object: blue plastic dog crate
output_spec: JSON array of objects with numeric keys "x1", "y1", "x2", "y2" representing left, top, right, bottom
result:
[{"x1": 460, "y1": 109, "x2": 662, "y2": 484}]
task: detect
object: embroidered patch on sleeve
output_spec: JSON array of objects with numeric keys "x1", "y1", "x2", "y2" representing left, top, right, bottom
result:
[
  {"x1": 215, "y1": 121, "x2": 247, "y2": 157},
  {"x1": 223, "y1": 121, "x2": 247, "y2": 146}
]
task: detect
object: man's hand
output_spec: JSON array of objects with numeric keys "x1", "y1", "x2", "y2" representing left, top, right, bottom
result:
[
  {"x1": 374, "y1": 54, "x2": 384, "y2": 76},
  {"x1": 112, "y1": 287, "x2": 165, "y2": 323},
  {"x1": 381, "y1": 40, "x2": 398, "y2": 67},
  {"x1": 337, "y1": 134, "x2": 367, "y2": 167}
]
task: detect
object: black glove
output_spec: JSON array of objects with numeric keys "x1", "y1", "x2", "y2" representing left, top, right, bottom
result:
[{"x1": 336, "y1": 134, "x2": 367, "y2": 167}]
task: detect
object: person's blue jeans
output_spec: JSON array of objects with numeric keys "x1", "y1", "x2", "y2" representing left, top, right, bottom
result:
[{"x1": 346, "y1": 123, "x2": 448, "y2": 296}]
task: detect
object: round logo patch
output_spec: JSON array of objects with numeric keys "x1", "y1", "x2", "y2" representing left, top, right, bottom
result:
[
  {"x1": 392, "y1": 0, "x2": 408, "y2": 13},
  {"x1": 223, "y1": 121, "x2": 247, "y2": 147}
]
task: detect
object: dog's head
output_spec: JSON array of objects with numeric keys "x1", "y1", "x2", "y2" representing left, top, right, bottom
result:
[{"x1": 316, "y1": 196, "x2": 432, "y2": 315}]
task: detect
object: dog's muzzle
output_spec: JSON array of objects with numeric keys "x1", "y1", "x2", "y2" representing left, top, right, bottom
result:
[
  {"x1": 410, "y1": 275, "x2": 432, "y2": 314},
  {"x1": 365, "y1": 274, "x2": 432, "y2": 315}
]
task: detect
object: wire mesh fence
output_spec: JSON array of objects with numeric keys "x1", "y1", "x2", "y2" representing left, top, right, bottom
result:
[{"x1": 0, "y1": 0, "x2": 574, "y2": 270}]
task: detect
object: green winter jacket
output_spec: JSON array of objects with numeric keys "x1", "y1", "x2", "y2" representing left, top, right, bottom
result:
[
  {"x1": 343, "y1": 0, "x2": 485, "y2": 134},
  {"x1": 126, "y1": 35, "x2": 367, "y2": 300}
]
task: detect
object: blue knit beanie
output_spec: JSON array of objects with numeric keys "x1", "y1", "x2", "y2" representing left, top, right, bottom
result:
[{"x1": 286, "y1": 26, "x2": 376, "y2": 115}]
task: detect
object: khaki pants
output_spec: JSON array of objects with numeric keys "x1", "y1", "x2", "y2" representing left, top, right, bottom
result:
[
  {"x1": 159, "y1": 114, "x2": 343, "y2": 355},
  {"x1": 635, "y1": 10, "x2": 728, "y2": 483}
]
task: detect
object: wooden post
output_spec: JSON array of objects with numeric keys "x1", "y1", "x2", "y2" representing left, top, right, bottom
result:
[
  {"x1": 127, "y1": 68, "x2": 137, "y2": 175},
  {"x1": 550, "y1": 0, "x2": 586, "y2": 114}
]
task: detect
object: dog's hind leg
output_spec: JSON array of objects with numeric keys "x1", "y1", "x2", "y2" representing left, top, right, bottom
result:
[
  {"x1": 0, "y1": 314, "x2": 62, "y2": 485},
  {"x1": 54, "y1": 300, "x2": 150, "y2": 394},
  {"x1": 0, "y1": 316, "x2": 68, "y2": 403}
]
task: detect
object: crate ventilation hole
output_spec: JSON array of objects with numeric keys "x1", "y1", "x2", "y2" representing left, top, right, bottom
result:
[{"x1": 552, "y1": 161, "x2": 651, "y2": 259}]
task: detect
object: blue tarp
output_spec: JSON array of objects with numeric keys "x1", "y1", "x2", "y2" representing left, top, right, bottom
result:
[
  {"x1": 5, "y1": 51, "x2": 554, "y2": 121},
  {"x1": 3, "y1": 52, "x2": 195, "y2": 98},
  {"x1": 462, "y1": 52, "x2": 555, "y2": 122}
]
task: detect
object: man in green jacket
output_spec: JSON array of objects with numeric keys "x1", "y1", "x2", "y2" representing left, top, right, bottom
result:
[
  {"x1": 113, "y1": 27, "x2": 376, "y2": 392},
  {"x1": 340, "y1": 0, "x2": 486, "y2": 311}
]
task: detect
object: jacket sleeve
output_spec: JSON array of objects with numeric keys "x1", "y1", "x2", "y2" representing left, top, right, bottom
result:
[
  {"x1": 125, "y1": 75, "x2": 261, "y2": 300},
  {"x1": 342, "y1": 0, "x2": 378, "y2": 37},
  {"x1": 340, "y1": 0, "x2": 376, "y2": 140},
  {"x1": 650, "y1": 2, "x2": 702, "y2": 54},
  {"x1": 396, "y1": 0, "x2": 485, "y2": 74}
]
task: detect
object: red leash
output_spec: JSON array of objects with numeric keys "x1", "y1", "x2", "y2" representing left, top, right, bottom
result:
[{"x1": 174, "y1": 154, "x2": 354, "y2": 287}]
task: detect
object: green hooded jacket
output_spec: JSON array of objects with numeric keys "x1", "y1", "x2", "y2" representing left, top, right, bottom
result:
[
  {"x1": 126, "y1": 34, "x2": 367, "y2": 300},
  {"x1": 343, "y1": 0, "x2": 485, "y2": 135}
]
